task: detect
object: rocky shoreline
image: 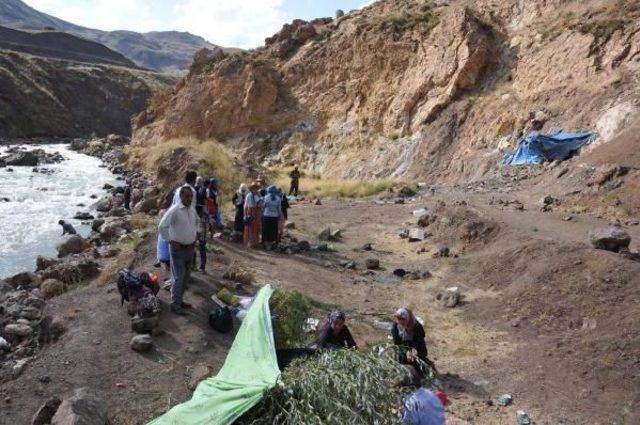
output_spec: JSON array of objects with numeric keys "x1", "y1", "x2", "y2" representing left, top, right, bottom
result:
[{"x1": 0, "y1": 134, "x2": 164, "y2": 384}]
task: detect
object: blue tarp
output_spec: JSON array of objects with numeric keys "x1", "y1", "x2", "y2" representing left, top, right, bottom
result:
[{"x1": 502, "y1": 131, "x2": 594, "y2": 166}]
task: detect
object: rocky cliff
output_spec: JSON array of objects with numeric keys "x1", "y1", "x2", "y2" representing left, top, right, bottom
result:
[{"x1": 131, "y1": 0, "x2": 640, "y2": 183}]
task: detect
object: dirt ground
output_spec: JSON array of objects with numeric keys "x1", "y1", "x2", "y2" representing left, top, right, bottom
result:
[{"x1": 1, "y1": 181, "x2": 639, "y2": 425}]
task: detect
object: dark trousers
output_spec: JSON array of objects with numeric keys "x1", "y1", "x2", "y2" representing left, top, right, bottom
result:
[
  {"x1": 169, "y1": 244, "x2": 194, "y2": 307},
  {"x1": 289, "y1": 180, "x2": 299, "y2": 196}
]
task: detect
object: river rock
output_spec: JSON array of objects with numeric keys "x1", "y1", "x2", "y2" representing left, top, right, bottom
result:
[
  {"x1": 95, "y1": 197, "x2": 111, "y2": 212},
  {"x1": 3, "y1": 151, "x2": 39, "y2": 166},
  {"x1": 589, "y1": 227, "x2": 631, "y2": 253},
  {"x1": 91, "y1": 218, "x2": 105, "y2": 232},
  {"x1": 32, "y1": 397, "x2": 63, "y2": 425},
  {"x1": 7, "y1": 272, "x2": 41, "y2": 288},
  {"x1": 56, "y1": 235, "x2": 91, "y2": 257},
  {"x1": 37, "y1": 256, "x2": 60, "y2": 271},
  {"x1": 4, "y1": 323, "x2": 33, "y2": 337},
  {"x1": 74, "y1": 212, "x2": 94, "y2": 220},
  {"x1": 131, "y1": 335, "x2": 153, "y2": 352},
  {"x1": 51, "y1": 388, "x2": 108, "y2": 425},
  {"x1": 40, "y1": 279, "x2": 65, "y2": 299}
]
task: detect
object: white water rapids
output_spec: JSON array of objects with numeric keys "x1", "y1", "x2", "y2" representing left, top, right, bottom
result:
[{"x1": 0, "y1": 144, "x2": 118, "y2": 278}]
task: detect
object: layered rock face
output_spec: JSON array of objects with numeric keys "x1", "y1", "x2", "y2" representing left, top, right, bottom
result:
[{"x1": 131, "y1": 0, "x2": 640, "y2": 182}]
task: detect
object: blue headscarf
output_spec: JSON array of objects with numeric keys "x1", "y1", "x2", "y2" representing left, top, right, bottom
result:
[{"x1": 267, "y1": 185, "x2": 279, "y2": 201}]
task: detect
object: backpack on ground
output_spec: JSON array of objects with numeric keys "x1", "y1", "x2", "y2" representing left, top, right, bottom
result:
[
  {"x1": 117, "y1": 269, "x2": 160, "y2": 317},
  {"x1": 209, "y1": 306, "x2": 233, "y2": 333}
]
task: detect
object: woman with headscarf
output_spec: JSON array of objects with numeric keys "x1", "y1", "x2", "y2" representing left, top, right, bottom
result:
[
  {"x1": 392, "y1": 307, "x2": 428, "y2": 365},
  {"x1": 262, "y1": 186, "x2": 282, "y2": 248},
  {"x1": 243, "y1": 183, "x2": 263, "y2": 249},
  {"x1": 232, "y1": 183, "x2": 248, "y2": 239},
  {"x1": 318, "y1": 310, "x2": 357, "y2": 349}
]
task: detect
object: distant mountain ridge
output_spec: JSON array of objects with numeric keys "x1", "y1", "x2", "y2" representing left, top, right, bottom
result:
[
  {"x1": 0, "y1": 0, "x2": 230, "y2": 74},
  {"x1": 0, "y1": 25, "x2": 135, "y2": 67}
]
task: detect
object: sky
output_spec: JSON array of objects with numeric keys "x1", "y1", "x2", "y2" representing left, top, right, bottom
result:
[{"x1": 23, "y1": 0, "x2": 375, "y2": 48}]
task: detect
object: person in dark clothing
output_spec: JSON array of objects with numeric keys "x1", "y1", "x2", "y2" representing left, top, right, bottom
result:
[
  {"x1": 58, "y1": 220, "x2": 77, "y2": 235},
  {"x1": 392, "y1": 307, "x2": 428, "y2": 365},
  {"x1": 280, "y1": 189, "x2": 290, "y2": 221},
  {"x1": 318, "y1": 310, "x2": 357, "y2": 349},
  {"x1": 289, "y1": 166, "x2": 301, "y2": 196},
  {"x1": 123, "y1": 183, "x2": 132, "y2": 210},
  {"x1": 232, "y1": 183, "x2": 248, "y2": 239}
]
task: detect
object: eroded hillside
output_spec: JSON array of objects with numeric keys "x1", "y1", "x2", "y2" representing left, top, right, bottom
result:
[
  {"x1": 131, "y1": 0, "x2": 640, "y2": 183},
  {"x1": 0, "y1": 26, "x2": 176, "y2": 138}
]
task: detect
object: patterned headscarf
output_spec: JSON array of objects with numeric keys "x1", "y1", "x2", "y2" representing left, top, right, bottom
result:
[
  {"x1": 395, "y1": 307, "x2": 416, "y2": 341},
  {"x1": 328, "y1": 309, "x2": 346, "y2": 326}
]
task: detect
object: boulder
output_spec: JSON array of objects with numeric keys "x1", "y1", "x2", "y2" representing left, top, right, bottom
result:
[
  {"x1": 398, "y1": 186, "x2": 416, "y2": 198},
  {"x1": 106, "y1": 207, "x2": 126, "y2": 217},
  {"x1": 4, "y1": 323, "x2": 33, "y2": 337},
  {"x1": 3, "y1": 151, "x2": 39, "y2": 166},
  {"x1": 36, "y1": 256, "x2": 60, "y2": 271},
  {"x1": 134, "y1": 197, "x2": 158, "y2": 214},
  {"x1": 51, "y1": 388, "x2": 108, "y2": 425},
  {"x1": 436, "y1": 287, "x2": 460, "y2": 308},
  {"x1": 39, "y1": 316, "x2": 67, "y2": 343},
  {"x1": 365, "y1": 258, "x2": 380, "y2": 270},
  {"x1": 188, "y1": 364, "x2": 212, "y2": 391},
  {"x1": 105, "y1": 134, "x2": 129, "y2": 146},
  {"x1": 91, "y1": 219, "x2": 105, "y2": 232},
  {"x1": 297, "y1": 240, "x2": 311, "y2": 251},
  {"x1": 408, "y1": 229, "x2": 426, "y2": 242},
  {"x1": 31, "y1": 397, "x2": 62, "y2": 425},
  {"x1": 131, "y1": 316, "x2": 159, "y2": 334},
  {"x1": 20, "y1": 306, "x2": 41, "y2": 320},
  {"x1": 7, "y1": 272, "x2": 41, "y2": 288},
  {"x1": 589, "y1": 228, "x2": 631, "y2": 253},
  {"x1": 56, "y1": 235, "x2": 90, "y2": 257},
  {"x1": 73, "y1": 212, "x2": 94, "y2": 220},
  {"x1": 318, "y1": 227, "x2": 332, "y2": 241},
  {"x1": 131, "y1": 335, "x2": 153, "y2": 352},
  {"x1": 95, "y1": 197, "x2": 111, "y2": 212},
  {"x1": 40, "y1": 279, "x2": 65, "y2": 299}
]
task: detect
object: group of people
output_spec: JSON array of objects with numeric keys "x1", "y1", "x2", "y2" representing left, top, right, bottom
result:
[
  {"x1": 155, "y1": 167, "x2": 302, "y2": 315},
  {"x1": 318, "y1": 307, "x2": 429, "y2": 378},
  {"x1": 232, "y1": 178, "x2": 290, "y2": 250}
]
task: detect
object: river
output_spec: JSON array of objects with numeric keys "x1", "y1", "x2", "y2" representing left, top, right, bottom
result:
[{"x1": 0, "y1": 144, "x2": 118, "y2": 278}]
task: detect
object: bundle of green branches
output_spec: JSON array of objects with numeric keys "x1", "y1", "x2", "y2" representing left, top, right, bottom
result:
[
  {"x1": 269, "y1": 288, "x2": 313, "y2": 349},
  {"x1": 239, "y1": 346, "x2": 436, "y2": 425}
]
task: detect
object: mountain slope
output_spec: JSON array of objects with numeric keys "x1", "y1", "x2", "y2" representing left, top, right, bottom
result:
[
  {"x1": 0, "y1": 0, "x2": 225, "y2": 74},
  {"x1": 0, "y1": 26, "x2": 135, "y2": 67},
  {"x1": 0, "y1": 25, "x2": 175, "y2": 138}
]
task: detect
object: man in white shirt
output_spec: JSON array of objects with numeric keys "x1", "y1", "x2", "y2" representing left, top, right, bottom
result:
[
  {"x1": 171, "y1": 170, "x2": 198, "y2": 211},
  {"x1": 159, "y1": 186, "x2": 200, "y2": 315}
]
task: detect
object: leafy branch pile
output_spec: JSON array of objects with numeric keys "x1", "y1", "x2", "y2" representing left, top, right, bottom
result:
[
  {"x1": 269, "y1": 289, "x2": 313, "y2": 349},
  {"x1": 239, "y1": 346, "x2": 435, "y2": 425}
]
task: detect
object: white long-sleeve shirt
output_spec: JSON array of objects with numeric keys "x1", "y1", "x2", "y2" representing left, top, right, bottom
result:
[{"x1": 158, "y1": 201, "x2": 199, "y2": 245}]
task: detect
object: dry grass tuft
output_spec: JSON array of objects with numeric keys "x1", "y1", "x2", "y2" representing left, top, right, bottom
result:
[{"x1": 271, "y1": 167, "x2": 406, "y2": 199}]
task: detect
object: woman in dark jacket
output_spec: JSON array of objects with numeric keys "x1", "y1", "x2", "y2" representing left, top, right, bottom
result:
[
  {"x1": 318, "y1": 310, "x2": 357, "y2": 350},
  {"x1": 232, "y1": 183, "x2": 248, "y2": 237},
  {"x1": 391, "y1": 307, "x2": 428, "y2": 365}
]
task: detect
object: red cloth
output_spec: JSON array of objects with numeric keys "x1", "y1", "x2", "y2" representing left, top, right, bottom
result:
[
  {"x1": 435, "y1": 390, "x2": 450, "y2": 407},
  {"x1": 243, "y1": 206, "x2": 262, "y2": 248}
]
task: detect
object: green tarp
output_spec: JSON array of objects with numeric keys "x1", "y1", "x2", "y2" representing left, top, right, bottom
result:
[{"x1": 148, "y1": 285, "x2": 280, "y2": 425}]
